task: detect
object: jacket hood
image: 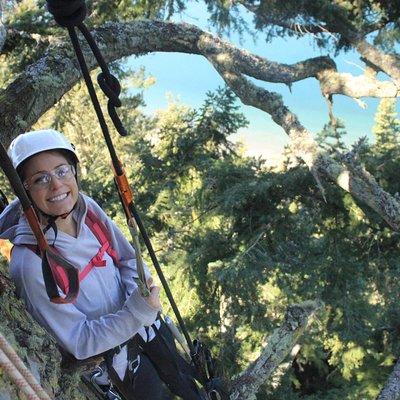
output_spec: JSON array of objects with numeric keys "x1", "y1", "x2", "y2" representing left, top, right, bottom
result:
[
  {"x1": 0, "y1": 194, "x2": 87, "y2": 246},
  {"x1": 0, "y1": 198, "x2": 29, "y2": 244}
]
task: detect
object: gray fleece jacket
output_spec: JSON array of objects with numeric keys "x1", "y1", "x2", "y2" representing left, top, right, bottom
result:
[{"x1": 0, "y1": 193, "x2": 158, "y2": 361}]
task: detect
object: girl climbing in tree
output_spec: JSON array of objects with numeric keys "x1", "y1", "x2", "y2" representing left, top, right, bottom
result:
[{"x1": 0, "y1": 129, "x2": 204, "y2": 400}]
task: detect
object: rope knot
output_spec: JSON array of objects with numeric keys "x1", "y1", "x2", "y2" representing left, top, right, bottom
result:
[
  {"x1": 98, "y1": 72, "x2": 128, "y2": 136},
  {"x1": 46, "y1": 0, "x2": 86, "y2": 28},
  {"x1": 98, "y1": 73, "x2": 122, "y2": 107}
]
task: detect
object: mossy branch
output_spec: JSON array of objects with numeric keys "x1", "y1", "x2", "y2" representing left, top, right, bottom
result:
[{"x1": 230, "y1": 300, "x2": 323, "y2": 400}]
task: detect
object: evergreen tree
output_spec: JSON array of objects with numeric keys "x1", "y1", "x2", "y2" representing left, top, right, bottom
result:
[
  {"x1": 373, "y1": 98, "x2": 400, "y2": 157},
  {"x1": 369, "y1": 98, "x2": 400, "y2": 193},
  {"x1": 316, "y1": 119, "x2": 348, "y2": 155}
]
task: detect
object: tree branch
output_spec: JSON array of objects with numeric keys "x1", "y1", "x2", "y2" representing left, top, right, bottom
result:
[
  {"x1": 355, "y1": 38, "x2": 400, "y2": 84},
  {"x1": 1, "y1": 20, "x2": 400, "y2": 231},
  {"x1": 189, "y1": 30, "x2": 398, "y2": 99},
  {"x1": 239, "y1": 0, "x2": 400, "y2": 84},
  {"x1": 1, "y1": 20, "x2": 398, "y2": 145},
  {"x1": 230, "y1": 300, "x2": 323, "y2": 400},
  {"x1": 198, "y1": 35, "x2": 400, "y2": 230},
  {"x1": 317, "y1": 69, "x2": 398, "y2": 99},
  {"x1": 376, "y1": 358, "x2": 400, "y2": 400}
]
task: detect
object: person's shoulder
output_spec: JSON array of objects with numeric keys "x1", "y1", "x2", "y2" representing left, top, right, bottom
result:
[
  {"x1": 80, "y1": 193, "x2": 110, "y2": 225},
  {"x1": 81, "y1": 193, "x2": 103, "y2": 213},
  {"x1": 9, "y1": 244, "x2": 41, "y2": 281}
]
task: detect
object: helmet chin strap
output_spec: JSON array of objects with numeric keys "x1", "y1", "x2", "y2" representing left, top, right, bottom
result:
[{"x1": 41, "y1": 206, "x2": 75, "y2": 240}]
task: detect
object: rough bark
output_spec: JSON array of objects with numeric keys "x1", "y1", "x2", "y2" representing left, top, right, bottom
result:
[
  {"x1": 377, "y1": 359, "x2": 400, "y2": 400},
  {"x1": 0, "y1": 259, "x2": 99, "y2": 400},
  {"x1": 230, "y1": 300, "x2": 323, "y2": 400},
  {"x1": 268, "y1": 344, "x2": 301, "y2": 390}
]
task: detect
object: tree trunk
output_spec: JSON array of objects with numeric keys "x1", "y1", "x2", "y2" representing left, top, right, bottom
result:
[
  {"x1": 377, "y1": 359, "x2": 400, "y2": 400},
  {"x1": 0, "y1": 259, "x2": 98, "y2": 400}
]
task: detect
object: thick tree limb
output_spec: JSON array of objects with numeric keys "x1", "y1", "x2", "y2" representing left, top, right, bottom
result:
[
  {"x1": 0, "y1": 20, "x2": 398, "y2": 145},
  {"x1": 229, "y1": 300, "x2": 323, "y2": 400},
  {"x1": 198, "y1": 35, "x2": 400, "y2": 230},
  {"x1": 0, "y1": 20, "x2": 400, "y2": 231},
  {"x1": 269, "y1": 344, "x2": 301, "y2": 390},
  {"x1": 307, "y1": 0, "x2": 400, "y2": 84},
  {"x1": 195, "y1": 33, "x2": 397, "y2": 98},
  {"x1": 317, "y1": 69, "x2": 398, "y2": 98},
  {"x1": 377, "y1": 358, "x2": 400, "y2": 400},
  {"x1": 355, "y1": 38, "x2": 400, "y2": 84},
  {"x1": 239, "y1": 0, "x2": 400, "y2": 86}
]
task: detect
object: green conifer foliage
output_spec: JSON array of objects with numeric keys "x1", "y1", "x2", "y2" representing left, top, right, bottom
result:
[
  {"x1": 369, "y1": 98, "x2": 400, "y2": 193},
  {"x1": 316, "y1": 119, "x2": 348, "y2": 155},
  {"x1": 373, "y1": 98, "x2": 400, "y2": 156},
  {"x1": 2, "y1": 83, "x2": 399, "y2": 398}
]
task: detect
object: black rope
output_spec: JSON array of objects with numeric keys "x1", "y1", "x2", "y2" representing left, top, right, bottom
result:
[
  {"x1": 66, "y1": 26, "x2": 122, "y2": 173},
  {"x1": 128, "y1": 202, "x2": 195, "y2": 354},
  {"x1": 46, "y1": 0, "x2": 197, "y2": 361},
  {"x1": 78, "y1": 23, "x2": 128, "y2": 137},
  {"x1": 45, "y1": 6, "x2": 226, "y2": 397}
]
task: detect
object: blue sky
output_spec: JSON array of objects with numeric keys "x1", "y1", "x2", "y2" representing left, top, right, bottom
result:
[{"x1": 126, "y1": 4, "x2": 399, "y2": 165}]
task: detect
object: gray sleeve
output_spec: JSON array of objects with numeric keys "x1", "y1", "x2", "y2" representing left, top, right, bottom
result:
[{"x1": 10, "y1": 246, "x2": 158, "y2": 360}]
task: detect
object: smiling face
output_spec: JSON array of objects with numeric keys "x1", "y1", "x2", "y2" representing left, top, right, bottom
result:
[{"x1": 22, "y1": 150, "x2": 78, "y2": 217}]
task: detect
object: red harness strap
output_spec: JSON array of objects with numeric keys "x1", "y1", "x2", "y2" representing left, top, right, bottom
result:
[{"x1": 25, "y1": 208, "x2": 120, "y2": 295}]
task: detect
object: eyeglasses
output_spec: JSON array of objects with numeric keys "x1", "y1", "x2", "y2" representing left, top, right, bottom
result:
[{"x1": 24, "y1": 164, "x2": 76, "y2": 191}]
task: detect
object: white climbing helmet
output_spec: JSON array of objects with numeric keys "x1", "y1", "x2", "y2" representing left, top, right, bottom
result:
[{"x1": 8, "y1": 129, "x2": 78, "y2": 170}]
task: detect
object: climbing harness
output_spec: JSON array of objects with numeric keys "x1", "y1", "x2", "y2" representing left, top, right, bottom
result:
[
  {"x1": 45, "y1": 1, "x2": 226, "y2": 399},
  {"x1": 0, "y1": 332, "x2": 53, "y2": 400},
  {"x1": 103, "y1": 316, "x2": 205, "y2": 400},
  {"x1": 25, "y1": 208, "x2": 120, "y2": 293},
  {"x1": 0, "y1": 142, "x2": 80, "y2": 304}
]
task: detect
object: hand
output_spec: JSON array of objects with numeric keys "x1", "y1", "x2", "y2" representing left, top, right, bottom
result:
[{"x1": 145, "y1": 278, "x2": 162, "y2": 311}]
